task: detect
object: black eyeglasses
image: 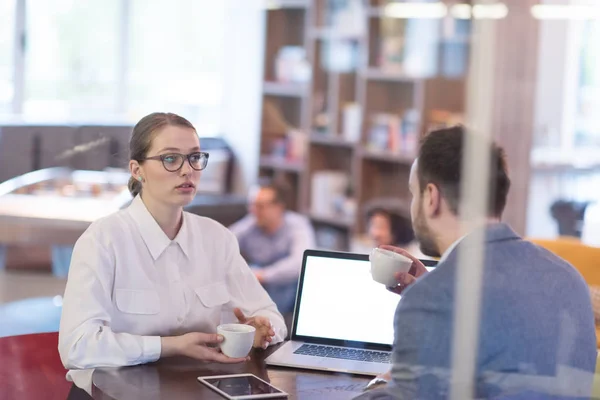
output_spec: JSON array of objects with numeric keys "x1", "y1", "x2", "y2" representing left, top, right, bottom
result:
[{"x1": 142, "y1": 152, "x2": 209, "y2": 172}]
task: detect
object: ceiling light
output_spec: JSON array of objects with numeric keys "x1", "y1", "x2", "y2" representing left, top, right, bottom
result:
[
  {"x1": 531, "y1": 4, "x2": 600, "y2": 20},
  {"x1": 383, "y1": 2, "x2": 448, "y2": 19}
]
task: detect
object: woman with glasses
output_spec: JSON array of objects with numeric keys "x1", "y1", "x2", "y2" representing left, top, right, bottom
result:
[{"x1": 58, "y1": 112, "x2": 286, "y2": 395}]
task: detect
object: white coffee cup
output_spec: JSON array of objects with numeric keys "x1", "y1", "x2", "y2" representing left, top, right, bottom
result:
[
  {"x1": 217, "y1": 323, "x2": 256, "y2": 358},
  {"x1": 369, "y1": 248, "x2": 413, "y2": 287}
]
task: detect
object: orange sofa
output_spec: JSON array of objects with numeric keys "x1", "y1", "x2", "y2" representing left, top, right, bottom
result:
[{"x1": 529, "y1": 237, "x2": 600, "y2": 348}]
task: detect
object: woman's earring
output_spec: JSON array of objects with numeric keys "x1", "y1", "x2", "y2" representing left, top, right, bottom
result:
[{"x1": 138, "y1": 176, "x2": 143, "y2": 182}]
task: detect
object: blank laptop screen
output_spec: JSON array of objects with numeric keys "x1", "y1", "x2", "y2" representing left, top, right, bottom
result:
[{"x1": 294, "y1": 254, "x2": 400, "y2": 346}]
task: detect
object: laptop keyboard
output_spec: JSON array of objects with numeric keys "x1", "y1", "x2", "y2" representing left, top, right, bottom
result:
[{"x1": 293, "y1": 344, "x2": 391, "y2": 364}]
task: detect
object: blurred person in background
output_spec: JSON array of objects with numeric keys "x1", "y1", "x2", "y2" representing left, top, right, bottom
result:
[
  {"x1": 366, "y1": 206, "x2": 424, "y2": 258},
  {"x1": 230, "y1": 179, "x2": 315, "y2": 315}
]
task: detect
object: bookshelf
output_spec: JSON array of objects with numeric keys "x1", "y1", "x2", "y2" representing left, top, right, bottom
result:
[
  {"x1": 263, "y1": 81, "x2": 309, "y2": 97},
  {"x1": 359, "y1": 147, "x2": 414, "y2": 165},
  {"x1": 259, "y1": 155, "x2": 305, "y2": 173},
  {"x1": 310, "y1": 132, "x2": 357, "y2": 148},
  {"x1": 258, "y1": 0, "x2": 471, "y2": 250}
]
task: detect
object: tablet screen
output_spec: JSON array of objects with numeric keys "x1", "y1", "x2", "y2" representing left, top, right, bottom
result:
[{"x1": 203, "y1": 375, "x2": 284, "y2": 396}]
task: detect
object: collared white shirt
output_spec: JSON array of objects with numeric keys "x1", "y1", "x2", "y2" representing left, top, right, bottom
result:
[{"x1": 58, "y1": 195, "x2": 287, "y2": 392}]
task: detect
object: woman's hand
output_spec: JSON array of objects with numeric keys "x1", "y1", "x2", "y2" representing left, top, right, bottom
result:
[
  {"x1": 161, "y1": 332, "x2": 248, "y2": 363},
  {"x1": 234, "y1": 308, "x2": 275, "y2": 349}
]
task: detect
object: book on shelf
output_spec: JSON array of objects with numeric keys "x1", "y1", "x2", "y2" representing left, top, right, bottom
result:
[
  {"x1": 326, "y1": 0, "x2": 366, "y2": 38},
  {"x1": 320, "y1": 40, "x2": 360, "y2": 73},
  {"x1": 366, "y1": 109, "x2": 420, "y2": 155},
  {"x1": 440, "y1": 18, "x2": 471, "y2": 78},
  {"x1": 268, "y1": 129, "x2": 308, "y2": 164},
  {"x1": 310, "y1": 170, "x2": 353, "y2": 218},
  {"x1": 377, "y1": 17, "x2": 440, "y2": 78},
  {"x1": 275, "y1": 46, "x2": 311, "y2": 84},
  {"x1": 342, "y1": 102, "x2": 361, "y2": 143},
  {"x1": 312, "y1": 91, "x2": 330, "y2": 135}
]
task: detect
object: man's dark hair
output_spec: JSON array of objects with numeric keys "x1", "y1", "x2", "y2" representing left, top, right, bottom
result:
[
  {"x1": 417, "y1": 125, "x2": 511, "y2": 218},
  {"x1": 257, "y1": 177, "x2": 291, "y2": 209}
]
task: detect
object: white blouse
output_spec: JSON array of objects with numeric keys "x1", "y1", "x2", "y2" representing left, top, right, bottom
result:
[{"x1": 58, "y1": 195, "x2": 287, "y2": 392}]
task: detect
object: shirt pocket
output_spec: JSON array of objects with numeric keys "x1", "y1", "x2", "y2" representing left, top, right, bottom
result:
[
  {"x1": 194, "y1": 282, "x2": 230, "y2": 308},
  {"x1": 115, "y1": 289, "x2": 160, "y2": 315}
]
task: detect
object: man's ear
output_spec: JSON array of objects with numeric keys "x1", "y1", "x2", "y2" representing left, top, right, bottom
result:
[{"x1": 424, "y1": 183, "x2": 442, "y2": 218}]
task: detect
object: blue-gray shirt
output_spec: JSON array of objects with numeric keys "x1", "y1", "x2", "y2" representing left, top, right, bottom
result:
[
  {"x1": 229, "y1": 212, "x2": 315, "y2": 285},
  {"x1": 357, "y1": 223, "x2": 596, "y2": 399}
]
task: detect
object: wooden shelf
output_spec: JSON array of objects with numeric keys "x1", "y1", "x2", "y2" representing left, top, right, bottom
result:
[
  {"x1": 310, "y1": 133, "x2": 357, "y2": 149},
  {"x1": 360, "y1": 147, "x2": 415, "y2": 164},
  {"x1": 259, "y1": 155, "x2": 305, "y2": 173},
  {"x1": 442, "y1": 37, "x2": 471, "y2": 44},
  {"x1": 362, "y1": 68, "x2": 427, "y2": 83},
  {"x1": 531, "y1": 162, "x2": 600, "y2": 173},
  {"x1": 308, "y1": 211, "x2": 355, "y2": 229},
  {"x1": 257, "y1": 0, "x2": 470, "y2": 247},
  {"x1": 264, "y1": 0, "x2": 310, "y2": 9},
  {"x1": 263, "y1": 81, "x2": 309, "y2": 97},
  {"x1": 309, "y1": 28, "x2": 362, "y2": 41},
  {"x1": 366, "y1": 6, "x2": 447, "y2": 18},
  {"x1": 366, "y1": 7, "x2": 387, "y2": 18}
]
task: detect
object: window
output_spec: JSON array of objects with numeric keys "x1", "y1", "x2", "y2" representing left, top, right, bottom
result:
[
  {"x1": 528, "y1": 13, "x2": 600, "y2": 239},
  {"x1": 24, "y1": 0, "x2": 120, "y2": 121},
  {"x1": 0, "y1": 0, "x2": 16, "y2": 116},
  {"x1": 2, "y1": 0, "x2": 227, "y2": 136},
  {"x1": 127, "y1": 0, "x2": 226, "y2": 136},
  {"x1": 573, "y1": 20, "x2": 600, "y2": 147},
  {"x1": 531, "y1": 16, "x2": 600, "y2": 165}
]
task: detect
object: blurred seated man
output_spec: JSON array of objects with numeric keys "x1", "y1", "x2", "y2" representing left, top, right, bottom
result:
[
  {"x1": 230, "y1": 179, "x2": 315, "y2": 314},
  {"x1": 356, "y1": 126, "x2": 596, "y2": 399}
]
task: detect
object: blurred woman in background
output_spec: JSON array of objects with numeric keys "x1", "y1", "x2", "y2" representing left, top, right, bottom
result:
[
  {"x1": 367, "y1": 207, "x2": 414, "y2": 248},
  {"x1": 366, "y1": 205, "x2": 426, "y2": 258}
]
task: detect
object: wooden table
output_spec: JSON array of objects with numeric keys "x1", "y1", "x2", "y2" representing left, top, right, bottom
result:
[
  {"x1": 93, "y1": 344, "x2": 371, "y2": 400},
  {"x1": 0, "y1": 168, "x2": 131, "y2": 246},
  {"x1": 0, "y1": 332, "x2": 71, "y2": 400},
  {"x1": 0, "y1": 166, "x2": 247, "y2": 274}
]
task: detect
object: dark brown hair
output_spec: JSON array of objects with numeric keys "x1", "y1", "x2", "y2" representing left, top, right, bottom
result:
[
  {"x1": 417, "y1": 125, "x2": 511, "y2": 218},
  {"x1": 367, "y1": 207, "x2": 415, "y2": 246},
  {"x1": 256, "y1": 177, "x2": 291, "y2": 209},
  {"x1": 128, "y1": 112, "x2": 196, "y2": 196}
]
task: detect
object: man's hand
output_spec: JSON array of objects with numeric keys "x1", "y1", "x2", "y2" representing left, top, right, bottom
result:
[
  {"x1": 161, "y1": 332, "x2": 248, "y2": 363},
  {"x1": 380, "y1": 245, "x2": 428, "y2": 295},
  {"x1": 365, "y1": 368, "x2": 392, "y2": 391},
  {"x1": 234, "y1": 308, "x2": 275, "y2": 349},
  {"x1": 378, "y1": 369, "x2": 392, "y2": 382}
]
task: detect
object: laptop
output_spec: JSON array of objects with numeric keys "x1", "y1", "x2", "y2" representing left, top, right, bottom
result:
[{"x1": 265, "y1": 249, "x2": 437, "y2": 376}]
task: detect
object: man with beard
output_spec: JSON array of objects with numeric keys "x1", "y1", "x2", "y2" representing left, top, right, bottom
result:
[{"x1": 356, "y1": 126, "x2": 596, "y2": 399}]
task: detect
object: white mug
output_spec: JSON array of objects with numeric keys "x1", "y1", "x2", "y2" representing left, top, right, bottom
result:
[
  {"x1": 217, "y1": 323, "x2": 255, "y2": 358},
  {"x1": 369, "y1": 248, "x2": 413, "y2": 287}
]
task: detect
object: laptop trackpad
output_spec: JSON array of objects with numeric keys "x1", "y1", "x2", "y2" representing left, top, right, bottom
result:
[
  {"x1": 319, "y1": 357, "x2": 389, "y2": 375},
  {"x1": 279, "y1": 346, "x2": 390, "y2": 376}
]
